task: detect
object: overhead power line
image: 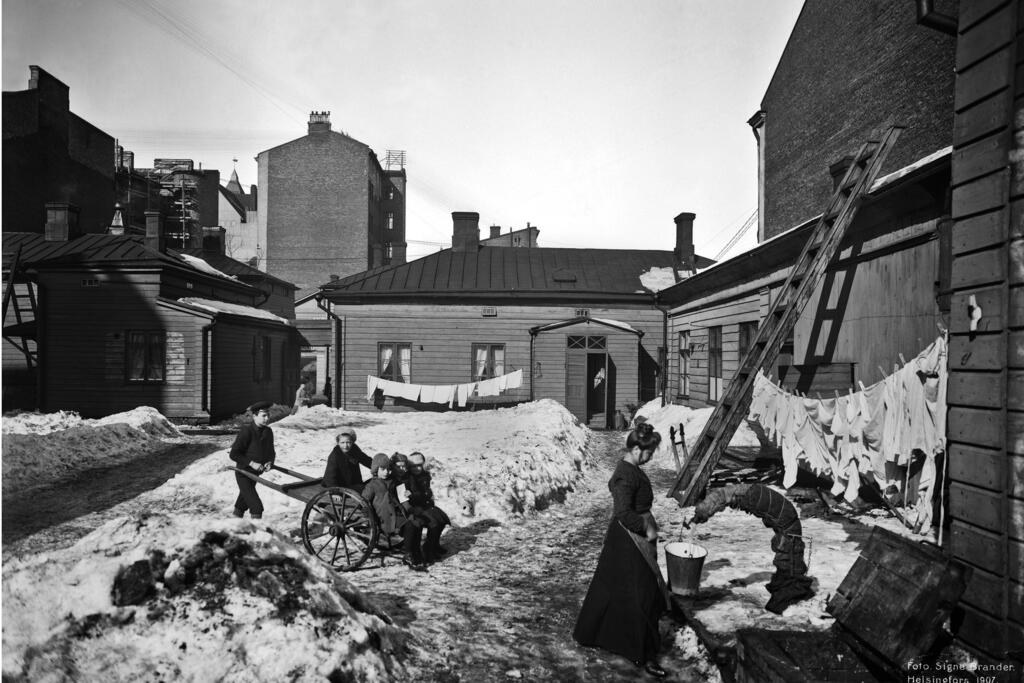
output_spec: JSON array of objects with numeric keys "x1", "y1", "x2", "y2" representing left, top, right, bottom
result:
[{"x1": 714, "y1": 209, "x2": 757, "y2": 261}]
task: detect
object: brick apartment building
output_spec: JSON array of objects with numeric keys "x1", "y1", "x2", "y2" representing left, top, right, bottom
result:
[
  {"x1": 3, "y1": 66, "x2": 115, "y2": 236},
  {"x1": 750, "y1": 0, "x2": 956, "y2": 241},
  {"x1": 256, "y1": 112, "x2": 408, "y2": 290}
]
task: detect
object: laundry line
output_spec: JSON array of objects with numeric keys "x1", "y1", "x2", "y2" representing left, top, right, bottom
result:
[
  {"x1": 366, "y1": 368, "x2": 525, "y2": 408},
  {"x1": 746, "y1": 335, "x2": 947, "y2": 534}
]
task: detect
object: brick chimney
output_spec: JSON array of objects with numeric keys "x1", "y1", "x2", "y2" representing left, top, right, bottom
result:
[
  {"x1": 489, "y1": 225, "x2": 501, "y2": 239},
  {"x1": 44, "y1": 202, "x2": 80, "y2": 241},
  {"x1": 202, "y1": 226, "x2": 225, "y2": 255},
  {"x1": 145, "y1": 211, "x2": 165, "y2": 252},
  {"x1": 673, "y1": 212, "x2": 696, "y2": 272},
  {"x1": 829, "y1": 155, "x2": 855, "y2": 191},
  {"x1": 308, "y1": 111, "x2": 331, "y2": 134},
  {"x1": 452, "y1": 212, "x2": 480, "y2": 253}
]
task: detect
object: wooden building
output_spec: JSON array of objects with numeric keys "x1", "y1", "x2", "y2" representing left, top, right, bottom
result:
[
  {"x1": 316, "y1": 211, "x2": 712, "y2": 427},
  {"x1": 2, "y1": 211, "x2": 299, "y2": 422},
  {"x1": 658, "y1": 0, "x2": 1022, "y2": 664},
  {"x1": 944, "y1": 0, "x2": 1024, "y2": 663}
]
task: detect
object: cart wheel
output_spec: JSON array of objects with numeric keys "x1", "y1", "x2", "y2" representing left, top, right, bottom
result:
[{"x1": 301, "y1": 487, "x2": 378, "y2": 571}]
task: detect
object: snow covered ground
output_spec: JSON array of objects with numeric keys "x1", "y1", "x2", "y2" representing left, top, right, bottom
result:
[
  {"x1": 2, "y1": 398, "x2": 967, "y2": 681},
  {"x1": 2, "y1": 407, "x2": 183, "y2": 496},
  {"x1": 2, "y1": 400, "x2": 596, "y2": 681}
]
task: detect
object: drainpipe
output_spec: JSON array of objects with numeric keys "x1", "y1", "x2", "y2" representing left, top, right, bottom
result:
[
  {"x1": 529, "y1": 329, "x2": 537, "y2": 402},
  {"x1": 316, "y1": 295, "x2": 344, "y2": 409},
  {"x1": 654, "y1": 295, "x2": 670, "y2": 408},
  {"x1": 915, "y1": 0, "x2": 956, "y2": 35},
  {"x1": 201, "y1": 320, "x2": 215, "y2": 416}
]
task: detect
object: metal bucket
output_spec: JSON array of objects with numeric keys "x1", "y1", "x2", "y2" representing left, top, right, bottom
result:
[{"x1": 665, "y1": 541, "x2": 707, "y2": 596}]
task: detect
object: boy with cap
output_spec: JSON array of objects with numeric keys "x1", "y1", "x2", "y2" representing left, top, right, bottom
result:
[{"x1": 229, "y1": 401, "x2": 276, "y2": 519}]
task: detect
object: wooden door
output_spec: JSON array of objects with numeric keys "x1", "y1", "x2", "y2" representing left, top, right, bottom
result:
[{"x1": 565, "y1": 350, "x2": 586, "y2": 421}]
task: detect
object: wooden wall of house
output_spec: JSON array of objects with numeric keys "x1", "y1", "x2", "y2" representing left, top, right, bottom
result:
[
  {"x1": 533, "y1": 319, "x2": 641, "y2": 421},
  {"x1": 37, "y1": 271, "x2": 209, "y2": 419},
  {"x1": 210, "y1": 318, "x2": 295, "y2": 422},
  {"x1": 667, "y1": 209, "x2": 944, "y2": 405},
  {"x1": 788, "y1": 215, "x2": 945, "y2": 384},
  {"x1": 2, "y1": 281, "x2": 39, "y2": 410},
  {"x1": 330, "y1": 302, "x2": 663, "y2": 413},
  {"x1": 946, "y1": 0, "x2": 1023, "y2": 661},
  {"x1": 667, "y1": 292, "x2": 762, "y2": 406}
]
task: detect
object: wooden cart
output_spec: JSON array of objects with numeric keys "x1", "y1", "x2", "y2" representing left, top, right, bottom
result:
[{"x1": 228, "y1": 464, "x2": 383, "y2": 571}]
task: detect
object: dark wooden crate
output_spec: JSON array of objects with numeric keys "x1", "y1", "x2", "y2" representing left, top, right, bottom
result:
[{"x1": 735, "y1": 527, "x2": 971, "y2": 682}]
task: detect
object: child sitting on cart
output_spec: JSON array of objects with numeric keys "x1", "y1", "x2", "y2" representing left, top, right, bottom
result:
[
  {"x1": 323, "y1": 427, "x2": 373, "y2": 490},
  {"x1": 363, "y1": 453, "x2": 428, "y2": 571},
  {"x1": 406, "y1": 451, "x2": 451, "y2": 563}
]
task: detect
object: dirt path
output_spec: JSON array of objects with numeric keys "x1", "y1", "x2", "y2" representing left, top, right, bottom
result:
[
  {"x1": 348, "y1": 431, "x2": 708, "y2": 682},
  {"x1": 1, "y1": 435, "x2": 233, "y2": 558}
]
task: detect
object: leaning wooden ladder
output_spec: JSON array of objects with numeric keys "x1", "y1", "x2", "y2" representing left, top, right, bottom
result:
[
  {"x1": 2, "y1": 244, "x2": 39, "y2": 370},
  {"x1": 668, "y1": 126, "x2": 904, "y2": 507}
]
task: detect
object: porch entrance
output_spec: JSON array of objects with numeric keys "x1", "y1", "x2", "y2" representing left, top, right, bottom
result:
[{"x1": 565, "y1": 334, "x2": 609, "y2": 429}]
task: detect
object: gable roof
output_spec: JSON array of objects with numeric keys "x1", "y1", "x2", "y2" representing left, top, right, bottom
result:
[
  {"x1": 218, "y1": 184, "x2": 247, "y2": 219},
  {"x1": 321, "y1": 245, "x2": 715, "y2": 303}
]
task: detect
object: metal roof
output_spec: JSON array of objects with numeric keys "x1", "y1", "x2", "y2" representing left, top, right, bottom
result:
[{"x1": 321, "y1": 246, "x2": 714, "y2": 299}]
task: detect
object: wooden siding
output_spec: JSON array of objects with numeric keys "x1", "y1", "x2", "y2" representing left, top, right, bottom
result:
[
  {"x1": 533, "y1": 319, "x2": 641, "y2": 421},
  {"x1": 946, "y1": 0, "x2": 1022, "y2": 661},
  {"x1": 667, "y1": 214, "x2": 942, "y2": 404},
  {"x1": 667, "y1": 293, "x2": 761, "y2": 405},
  {"x1": 330, "y1": 303, "x2": 663, "y2": 413},
  {"x1": 210, "y1": 319, "x2": 295, "y2": 422}
]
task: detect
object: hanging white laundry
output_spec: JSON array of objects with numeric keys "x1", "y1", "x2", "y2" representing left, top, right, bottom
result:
[
  {"x1": 393, "y1": 382, "x2": 421, "y2": 401},
  {"x1": 506, "y1": 368, "x2": 524, "y2": 389},
  {"x1": 366, "y1": 376, "x2": 382, "y2": 401},
  {"x1": 476, "y1": 377, "x2": 501, "y2": 397}
]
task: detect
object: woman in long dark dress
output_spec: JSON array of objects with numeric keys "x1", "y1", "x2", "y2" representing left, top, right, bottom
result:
[{"x1": 573, "y1": 422, "x2": 669, "y2": 678}]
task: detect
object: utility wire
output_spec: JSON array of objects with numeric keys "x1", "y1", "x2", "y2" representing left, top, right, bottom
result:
[{"x1": 713, "y1": 209, "x2": 757, "y2": 261}]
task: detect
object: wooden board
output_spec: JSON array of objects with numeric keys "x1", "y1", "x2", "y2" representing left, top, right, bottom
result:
[
  {"x1": 951, "y1": 242, "x2": 1008, "y2": 288},
  {"x1": 956, "y1": 3, "x2": 1016, "y2": 71},
  {"x1": 952, "y1": 208, "x2": 1009, "y2": 255},
  {"x1": 826, "y1": 527, "x2": 971, "y2": 672},
  {"x1": 947, "y1": 406, "x2": 1005, "y2": 448},
  {"x1": 734, "y1": 629, "x2": 875, "y2": 683},
  {"x1": 947, "y1": 370, "x2": 1006, "y2": 408},
  {"x1": 954, "y1": 90, "x2": 1010, "y2": 147},
  {"x1": 953, "y1": 47, "x2": 1014, "y2": 113}
]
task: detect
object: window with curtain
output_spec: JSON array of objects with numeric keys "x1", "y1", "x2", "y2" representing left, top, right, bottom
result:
[
  {"x1": 708, "y1": 326, "x2": 723, "y2": 401},
  {"x1": 127, "y1": 330, "x2": 166, "y2": 382},
  {"x1": 471, "y1": 343, "x2": 505, "y2": 381},
  {"x1": 378, "y1": 342, "x2": 412, "y2": 382}
]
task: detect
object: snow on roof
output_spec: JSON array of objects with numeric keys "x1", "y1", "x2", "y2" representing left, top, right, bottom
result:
[
  {"x1": 589, "y1": 317, "x2": 639, "y2": 334},
  {"x1": 177, "y1": 253, "x2": 237, "y2": 281},
  {"x1": 639, "y1": 266, "x2": 681, "y2": 292},
  {"x1": 870, "y1": 146, "x2": 951, "y2": 193},
  {"x1": 178, "y1": 297, "x2": 290, "y2": 324}
]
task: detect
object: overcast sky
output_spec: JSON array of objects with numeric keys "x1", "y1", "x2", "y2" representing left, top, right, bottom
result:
[{"x1": 3, "y1": 0, "x2": 803, "y2": 260}]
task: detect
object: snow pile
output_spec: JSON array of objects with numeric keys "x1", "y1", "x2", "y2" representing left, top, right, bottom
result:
[
  {"x1": 238, "y1": 399, "x2": 589, "y2": 523},
  {"x1": 633, "y1": 397, "x2": 765, "y2": 450},
  {"x1": 2, "y1": 408, "x2": 183, "y2": 496},
  {"x1": 176, "y1": 254, "x2": 237, "y2": 281},
  {"x1": 2, "y1": 513, "x2": 408, "y2": 681},
  {"x1": 2, "y1": 409, "x2": 84, "y2": 435},
  {"x1": 215, "y1": 403, "x2": 292, "y2": 428}
]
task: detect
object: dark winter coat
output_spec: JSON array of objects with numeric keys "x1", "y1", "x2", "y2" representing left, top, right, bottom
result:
[
  {"x1": 573, "y1": 460, "x2": 663, "y2": 664},
  {"x1": 229, "y1": 423, "x2": 275, "y2": 470},
  {"x1": 406, "y1": 469, "x2": 451, "y2": 528},
  {"x1": 322, "y1": 444, "x2": 373, "y2": 489}
]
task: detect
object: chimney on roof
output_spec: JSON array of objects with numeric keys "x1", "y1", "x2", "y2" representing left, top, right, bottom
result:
[
  {"x1": 489, "y1": 225, "x2": 501, "y2": 239},
  {"x1": 202, "y1": 226, "x2": 226, "y2": 255},
  {"x1": 44, "y1": 202, "x2": 81, "y2": 242},
  {"x1": 145, "y1": 211, "x2": 165, "y2": 252},
  {"x1": 452, "y1": 212, "x2": 480, "y2": 253},
  {"x1": 673, "y1": 212, "x2": 696, "y2": 273},
  {"x1": 829, "y1": 155, "x2": 855, "y2": 191},
  {"x1": 108, "y1": 204, "x2": 125, "y2": 236},
  {"x1": 308, "y1": 110, "x2": 331, "y2": 134}
]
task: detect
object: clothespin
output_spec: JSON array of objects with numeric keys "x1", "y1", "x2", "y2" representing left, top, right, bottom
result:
[
  {"x1": 815, "y1": 392, "x2": 823, "y2": 401},
  {"x1": 936, "y1": 321, "x2": 948, "y2": 335},
  {"x1": 898, "y1": 353, "x2": 907, "y2": 367},
  {"x1": 834, "y1": 390, "x2": 841, "y2": 400},
  {"x1": 858, "y1": 380, "x2": 868, "y2": 392},
  {"x1": 878, "y1": 366, "x2": 888, "y2": 381}
]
